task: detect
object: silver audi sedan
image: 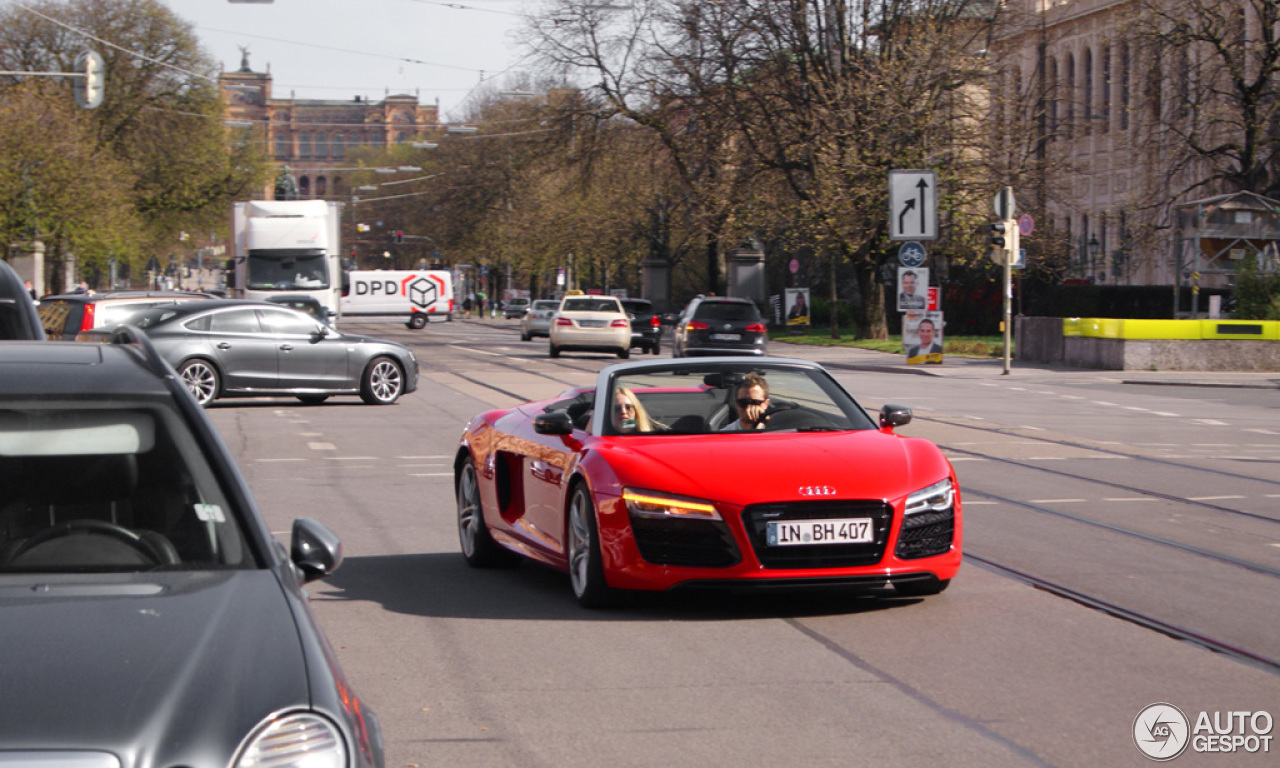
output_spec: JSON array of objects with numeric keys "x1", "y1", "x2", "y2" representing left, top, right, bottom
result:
[{"x1": 125, "y1": 299, "x2": 419, "y2": 406}]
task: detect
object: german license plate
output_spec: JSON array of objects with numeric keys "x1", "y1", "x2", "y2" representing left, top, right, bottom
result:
[
  {"x1": 767, "y1": 518, "x2": 873, "y2": 546},
  {"x1": 578, "y1": 320, "x2": 605, "y2": 328},
  {"x1": 710, "y1": 333, "x2": 741, "y2": 341}
]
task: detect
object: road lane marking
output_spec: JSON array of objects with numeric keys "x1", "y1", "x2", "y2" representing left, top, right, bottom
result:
[
  {"x1": 1188, "y1": 495, "x2": 1245, "y2": 501},
  {"x1": 307, "y1": 442, "x2": 336, "y2": 451},
  {"x1": 1030, "y1": 499, "x2": 1086, "y2": 504}
]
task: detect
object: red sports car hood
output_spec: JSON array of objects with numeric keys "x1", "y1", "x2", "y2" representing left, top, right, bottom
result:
[{"x1": 597, "y1": 430, "x2": 949, "y2": 507}]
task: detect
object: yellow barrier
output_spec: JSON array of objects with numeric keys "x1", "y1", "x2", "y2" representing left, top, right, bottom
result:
[{"x1": 1062, "y1": 318, "x2": 1280, "y2": 340}]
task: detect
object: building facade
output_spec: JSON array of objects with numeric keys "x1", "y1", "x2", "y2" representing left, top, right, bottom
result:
[
  {"x1": 995, "y1": 0, "x2": 1279, "y2": 296},
  {"x1": 219, "y1": 53, "x2": 443, "y2": 200}
]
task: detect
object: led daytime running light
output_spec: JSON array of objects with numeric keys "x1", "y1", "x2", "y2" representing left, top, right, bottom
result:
[
  {"x1": 904, "y1": 478, "x2": 954, "y2": 516},
  {"x1": 623, "y1": 489, "x2": 720, "y2": 519}
]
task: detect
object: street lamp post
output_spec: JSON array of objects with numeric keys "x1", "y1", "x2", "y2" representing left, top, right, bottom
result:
[{"x1": 1088, "y1": 234, "x2": 1100, "y2": 283}]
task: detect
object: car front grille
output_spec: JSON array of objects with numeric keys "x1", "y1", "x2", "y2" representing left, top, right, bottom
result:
[
  {"x1": 741, "y1": 500, "x2": 892, "y2": 569},
  {"x1": 629, "y1": 516, "x2": 741, "y2": 568},
  {"x1": 894, "y1": 508, "x2": 954, "y2": 559}
]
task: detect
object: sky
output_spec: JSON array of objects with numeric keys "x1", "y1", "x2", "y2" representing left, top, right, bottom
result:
[{"x1": 161, "y1": 0, "x2": 536, "y2": 121}]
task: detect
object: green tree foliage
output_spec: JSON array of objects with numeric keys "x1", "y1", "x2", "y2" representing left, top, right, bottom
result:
[
  {"x1": 0, "y1": 80, "x2": 140, "y2": 283},
  {"x1": 1231, "y1": 255, "x2": 1280, "y2": 320},
  {"x1": 0, "y1": 0, "x2": 269, "y2": 284}
]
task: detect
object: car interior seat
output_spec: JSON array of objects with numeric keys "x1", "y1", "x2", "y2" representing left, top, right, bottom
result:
[{"x1": 0, "y1": 454, "x2": 180, "y2": 569}]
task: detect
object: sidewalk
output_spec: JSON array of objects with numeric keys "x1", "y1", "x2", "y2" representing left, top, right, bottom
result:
[{"x1": 769, "y1": 338, "x2": 1280, "y2": 389}]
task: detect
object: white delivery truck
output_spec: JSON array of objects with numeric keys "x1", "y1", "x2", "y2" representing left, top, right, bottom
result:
[
  {"x1": 230, "y1": 200, "x2": 344, "y2": 319},
  {"x1": 341, "y1": 270, "x2": 454, "y2": 329}
]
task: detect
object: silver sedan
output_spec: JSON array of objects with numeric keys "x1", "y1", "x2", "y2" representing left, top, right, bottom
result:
[{"x1": 124, "y1": 299, "x2": 419, "y2": 406}]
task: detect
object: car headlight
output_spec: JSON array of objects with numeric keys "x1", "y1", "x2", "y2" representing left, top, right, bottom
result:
[
  {"x1": 234, "y1": 712, "x2": 347, "y2": 768},
  {"x1": 904, "y1": 478, "x2": 953, "y2": 516},
  {"x1": 623, "y1": 488, "x2": 721, "y2": 520}
]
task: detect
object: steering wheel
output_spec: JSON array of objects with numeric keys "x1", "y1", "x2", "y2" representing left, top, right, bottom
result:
[{"x1": 10, "y1": 520, "x2": 168, "y2": 566}]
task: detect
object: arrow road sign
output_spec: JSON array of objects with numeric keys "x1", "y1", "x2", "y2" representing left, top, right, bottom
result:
[{"x1": 889, "y1": 170, "x2": 938, "y2": 241}]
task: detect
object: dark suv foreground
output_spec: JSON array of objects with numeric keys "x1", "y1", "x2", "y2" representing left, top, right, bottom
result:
[
  {"x1": 0, "y1": 330, "x2": 385, "y2": 768},
  {"x1": 672, "y1": 295, "x2": 768, "y2": 357}
]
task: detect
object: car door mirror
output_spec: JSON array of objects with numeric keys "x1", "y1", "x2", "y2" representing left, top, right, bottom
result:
[
  {"x1": 879, "y1": 404, "x2": 912, "y2": 429},
  {"x1": 291, "y1": 517, "x2": 343, "y2": 583},
  {"x1": 534, "y1": 411, "x2": 574, "y2": 435}
]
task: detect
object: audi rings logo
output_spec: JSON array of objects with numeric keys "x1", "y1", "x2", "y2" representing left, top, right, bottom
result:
[
  {"x1": 1134, "y1": 703, "x2": 1190, "y2": 761},
  {"x1": 797, "y1": 485, "x2": 837, "y2": 497}
]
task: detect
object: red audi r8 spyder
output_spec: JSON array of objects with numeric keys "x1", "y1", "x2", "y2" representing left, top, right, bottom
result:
[{"x1": 454, "y1": 357, "x2": 961, "y2": 607}]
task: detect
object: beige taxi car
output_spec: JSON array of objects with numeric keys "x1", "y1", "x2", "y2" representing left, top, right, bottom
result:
[{"x1": 548, "y1": 294, "x2": 631, "y2": 359}]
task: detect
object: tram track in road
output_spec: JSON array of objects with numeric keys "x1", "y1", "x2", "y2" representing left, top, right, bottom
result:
[
  {"x1": 964, "y1": 552, "x2": 1280, "y2": 675},
  {"x1": 915, "y1": 413, "x2": 1280, "y2": 526}
]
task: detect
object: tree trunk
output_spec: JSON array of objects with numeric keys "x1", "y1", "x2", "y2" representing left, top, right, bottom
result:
[{"x1": 852, "y1": 260, "x2": 888, "y2": 340}]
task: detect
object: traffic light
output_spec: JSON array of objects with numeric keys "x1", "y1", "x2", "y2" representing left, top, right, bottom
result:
[
  {"x1": 988, "y1": 219, "x2": 1018, "y2": 266},
  {"x1": 394, "y1": 230, "x2": 403, "y2": 244},
  {"x1": 74, "y1": 50, "x2": 104, "y2": 109}
]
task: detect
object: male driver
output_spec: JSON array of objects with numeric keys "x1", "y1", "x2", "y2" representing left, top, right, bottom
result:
[
  {"x1": 722, "y1": 373, "x2": 771, "y2": 431},
  {"x1": 898, "y1": 270, "x2": 926, "y2": 310},
  {"x1": 907, "y1": 318, "x2": 943, "y2": 359}
]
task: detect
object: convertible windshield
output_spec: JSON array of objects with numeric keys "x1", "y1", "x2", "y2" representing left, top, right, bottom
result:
[
  {"x1": 0, "y1": 402, "x2": 256, "y2": 573},
  {"x1": 605, "y1": 364, "x2": 878, "y2": 436}
]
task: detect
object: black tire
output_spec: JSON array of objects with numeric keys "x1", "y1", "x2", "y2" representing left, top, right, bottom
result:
[
  {"x1": 650, "y1": 340, "x2": 661, "y2": 355},
  {"x1": 296, "y1": 395, "x2": 329, "y2": 405},
  {"x1": 178, "y1": 359, "x2": 219, "y2": 406},
  {"x1": 894, "y1": 578, "x2": 950, "y2": 597},
  {"x1": 457, "y1": 458, "x2": 519, "y2": 567},
  {"x1": 567, "y1": 484, "x2": 614, "y2": 608},
  {"x1": 549, "y1": 343, "x2": 560, "y2": 358},
  {"x1": 360, "y1": 356, "x2": 404, "y2": 405},
  {"x1": 520, "y1": 331, "x2": 531, "y2": 342},
  {"x1": 617, "y1": 347, "x2": 630, "y2": 359},
  {"x1": 407, "y1": 314, "x2": 428, "y2": 330}
]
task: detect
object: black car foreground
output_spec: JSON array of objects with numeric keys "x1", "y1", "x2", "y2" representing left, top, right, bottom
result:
[{"x1": 0, "y1": 332, "x2": 384, "y2": 768}]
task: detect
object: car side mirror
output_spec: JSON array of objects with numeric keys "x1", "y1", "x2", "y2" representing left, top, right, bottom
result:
[
  {"x1": 291, "y1": 517, "x2": 343, "y2": 583},
  {"x1": 534, "y1": 411, "x2": 574, "y2": 435},
  {"x1": 879, "y1": 404, "x2": 912, "y2": 429}
]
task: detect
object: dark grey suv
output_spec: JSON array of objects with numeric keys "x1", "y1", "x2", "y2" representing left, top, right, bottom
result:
[
  {"x1": 0, "y1": 330, "x2": 384, "y2": 767},
  {"x1": 671, "y1": 295, "x2": 768, "y2": 357}
]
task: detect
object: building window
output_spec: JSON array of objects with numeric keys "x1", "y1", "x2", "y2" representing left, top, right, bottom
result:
[
  {"x1": 1100, "y1": 44, "x2": 1111, "y2": 134},
  {"x1": 1065, "y1": 54, "x2": 1076, "y2": 140},
  {"x1": 1048, "y1": 57, "x2": 1059, "y2": 141},
  {"x1": 1120, "y1": 43, "x2": 1131, "y2": 131},
  {"x1": 298, "y1": 132, "x2": 312, "y2": 159},
  {"x1": 274, "y1": 132, "x2": 289, "y2": 160},
  {"x1": 1083, "y1": 48, "x2": 1093, "y2": 135},
  {"x1": 299, "y1": 176, "x2": 311, "y2": 198},
  {"x1": 333, "y1": 133, "x2": 345, "y2": 158},
  {"x1": 316, "y1": 176, "x2": 327, "y2": 197},
  {"x1": 315, "y1": 133, "x2": 329, "y2": 159}
]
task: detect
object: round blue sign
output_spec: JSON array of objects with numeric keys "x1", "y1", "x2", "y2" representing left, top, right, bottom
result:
[{"x1": 897, "y1": 241, "x2": 927, "y2": 268}]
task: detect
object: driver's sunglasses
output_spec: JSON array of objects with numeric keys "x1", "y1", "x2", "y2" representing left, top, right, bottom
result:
[{"x1": 736, "y1": 397, "x2": 766, "y2": 408}]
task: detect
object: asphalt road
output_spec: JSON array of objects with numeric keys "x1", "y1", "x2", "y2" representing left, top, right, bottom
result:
[{"x1": 207, "y1": 317, "x2": 1280, "y2": 768}]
